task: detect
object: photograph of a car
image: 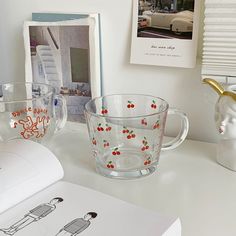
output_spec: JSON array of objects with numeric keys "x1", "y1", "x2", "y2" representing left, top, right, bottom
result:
[
  {"x1": 137, "y1": 0, "x2": 194, "y2": 39},
  {"x1": 143, "y1": 10, "x2": 193, "y2": 33}
]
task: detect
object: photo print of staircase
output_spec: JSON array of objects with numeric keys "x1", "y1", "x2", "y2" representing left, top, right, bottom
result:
[
  {"x1": 28, "y1": 24, "x2": 92, "y2": 123},
  {"x1": 36, "y1": 45, "x2": 61, "y2": 88}
]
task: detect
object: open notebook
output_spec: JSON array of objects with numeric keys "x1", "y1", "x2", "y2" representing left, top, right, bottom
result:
[{"x1": 0, "y1": 140, "x2": 181, "y2": 236}]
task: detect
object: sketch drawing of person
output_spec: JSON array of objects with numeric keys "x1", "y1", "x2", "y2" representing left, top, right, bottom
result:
[
  {"x1": 55, "y1": 212, "x2": 97, "y2": 236},
  {"x1": 0, "y1": 197, "x2": 63, "y2": 235}
]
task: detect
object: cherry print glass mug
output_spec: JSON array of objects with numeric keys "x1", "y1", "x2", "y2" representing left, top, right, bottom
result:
[
  {"x1": 84, "y1": 94, "x2": 189, "y2": 179},
  {"x1": 0, "y1": 82, "x2": 67, "y2": 143}
]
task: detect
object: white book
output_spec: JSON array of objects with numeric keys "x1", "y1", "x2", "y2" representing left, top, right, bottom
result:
[
  {"x1": 0, "y1": 139, "x2": 181, "y2": 235},
  {"x1": 0, "y1": 181, "x2": 181, "y2": 236},
  {"x1": 0, "y1": 139, "x2": 64, "y2": 214}
]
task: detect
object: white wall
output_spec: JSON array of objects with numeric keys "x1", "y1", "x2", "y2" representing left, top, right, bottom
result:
[{"x1": 0, "y1": 0, "x2": 219, "y2": 143}]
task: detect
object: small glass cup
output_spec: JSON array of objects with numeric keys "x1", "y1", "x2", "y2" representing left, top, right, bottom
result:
[
  {"x1": 85, "y1": 94, "x2": 189, "y2": 179},
  {"x1": 0, "y1": 82, "x2": 67, "y2": 143}
]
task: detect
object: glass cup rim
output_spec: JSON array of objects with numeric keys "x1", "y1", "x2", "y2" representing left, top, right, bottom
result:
[
  {"x1": 0, "y1": 82, "x2": 54, "y2": 104},
  {"x1": 85, "y1": 93, "x2": 169, "y2": 119}
]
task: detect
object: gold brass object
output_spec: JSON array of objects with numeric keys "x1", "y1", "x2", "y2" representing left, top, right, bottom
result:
[{"x1": 203, "y1": 78, "x2": 236, "y2": 101}]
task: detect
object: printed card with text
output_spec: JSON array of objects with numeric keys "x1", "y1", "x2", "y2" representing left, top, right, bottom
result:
[{"x1": 130, "y1": 0, "x2": 201, "y2": 68}]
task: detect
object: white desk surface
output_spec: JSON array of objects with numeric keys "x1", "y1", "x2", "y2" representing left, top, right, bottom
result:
[{"x1": 47, "y1": 122, "x2": 236, "y2": 236}]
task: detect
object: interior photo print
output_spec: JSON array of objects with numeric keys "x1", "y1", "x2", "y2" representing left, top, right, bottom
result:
[
  {"x1": 137, "y1": 0, "x2": 194, "y2": 39},
  {"x1": 28, "y1": 25, "x2": 91, "y2": 123}
]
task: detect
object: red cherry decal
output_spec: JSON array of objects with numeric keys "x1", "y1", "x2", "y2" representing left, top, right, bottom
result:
[
  {"x1": 151, "y1": 100, "x2": 157, "y2": 109},
  {"x1": 127, "y1": 101, "x2": 135, "y2": 109},
  {"x1": 105, "y1": 126, "x2": 111, "y2": 131},
  {"x1": 141, "y1": 137, "x2": 149, "y2": 151},
  {"x1": 101, "y1": 107, "x2": 108, "y2": 114},
  {"x1": 122, "y1": 127, "x2": 129, "y2": 134},
  {"x1": 153, "y1": 122, "x2": 160, "y2": 129},
  {"x1": 92, "y1": 138, "x2": 97, "y2": 145},
  {"x1": 141, "y1": 119, "x2": 147, "y2": 125}
]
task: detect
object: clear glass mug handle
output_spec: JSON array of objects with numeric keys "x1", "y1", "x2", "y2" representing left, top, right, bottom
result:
[
  {"x1": 161, "y1": 108, "x2": 189, "y2": 151},
  {"x1": 54, "y1": 94, "x2": 67, "y2": 132}
]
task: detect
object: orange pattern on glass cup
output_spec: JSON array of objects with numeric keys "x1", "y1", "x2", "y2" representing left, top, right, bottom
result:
[
  {"x1": 12, "y1": 107, "x2": 48, "y2": 117},
  {"x1": 14, "y1": 115, "x2": 50, "y2": 139}
]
